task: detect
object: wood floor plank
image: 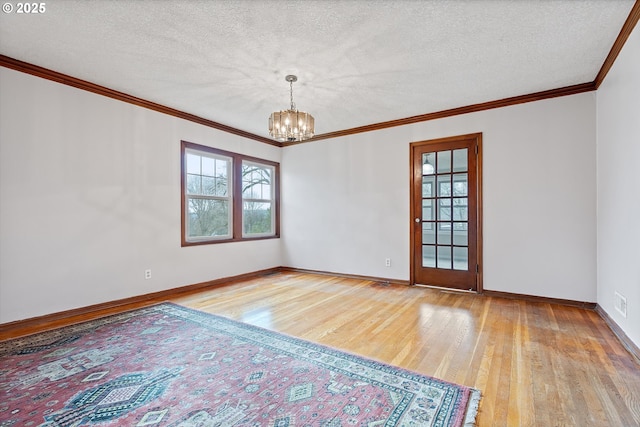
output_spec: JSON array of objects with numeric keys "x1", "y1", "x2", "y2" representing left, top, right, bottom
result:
[{"x1": 1, "y1": 271, "x2": 639, "y2": 426}]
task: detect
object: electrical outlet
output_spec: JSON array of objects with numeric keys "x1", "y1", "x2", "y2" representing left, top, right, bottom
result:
[
  {"x1": 145, "y1": 269, "x2": 152, "y2": 280},
  {"x1": 385, "y1": 258, "x2": 391, "y2": 267},
  {"x1": 614, "y1": 291, "x2": 627, "y2": 318}
]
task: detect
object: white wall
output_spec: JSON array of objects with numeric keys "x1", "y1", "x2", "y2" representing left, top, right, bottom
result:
[
  {"x1": 596, "y1": 23, "x2": 640, "y2": 348},
  {"x1": 0, "y1": 65, "x2": 601, "y2": 324},
  {"x1": 0, "y1": 68, "x2": 282, "y2": 324},
  {"x1": 282, "y1": 93, "x2": 597, "y2": 302}
]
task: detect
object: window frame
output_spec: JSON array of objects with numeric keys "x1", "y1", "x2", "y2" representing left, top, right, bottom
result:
[{"x1": 181, "y1": 140, "x2": 280, "y2": 246}]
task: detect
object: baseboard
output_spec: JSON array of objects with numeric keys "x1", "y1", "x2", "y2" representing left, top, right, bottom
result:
[
  {"x1": 279, "y1": 266, "x2": 410, "y2": 286},
  {"x1": 0, "y1": 267, "x2": 282, "y2": 337},
  {"x1": 595, "y1": 304, "x2": 640, "y2": 363},
  {"x1": 482, "y1": 289, "x2": 597, "y2": 309}
]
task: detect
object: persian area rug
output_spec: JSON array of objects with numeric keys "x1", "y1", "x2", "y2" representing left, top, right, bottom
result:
[{"x1": 0, "y1": 303, "x2": 480, "y2": 426}]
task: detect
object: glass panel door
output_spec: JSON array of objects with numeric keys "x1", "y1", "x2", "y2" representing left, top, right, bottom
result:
[{"x1": 411, "y1": 134, "x2": 481, "y2": 291}]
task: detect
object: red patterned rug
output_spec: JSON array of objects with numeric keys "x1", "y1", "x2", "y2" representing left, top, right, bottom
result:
[{"x1": 0, "y1": 303, "x2": 480, "y2": 426}]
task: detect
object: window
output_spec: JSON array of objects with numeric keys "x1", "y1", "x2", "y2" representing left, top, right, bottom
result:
[
  {"x1": 242, "y1": 161, "x2": 275, "y2": 237},
  {"x1": 181, "y1": 141, "x2": 279, "y2": 245}
]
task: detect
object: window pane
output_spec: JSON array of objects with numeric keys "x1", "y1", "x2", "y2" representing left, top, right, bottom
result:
[
  {"x1": 437, "y1": 246, "x2": 452, "y2": 269},
  {"x1": 453, "y1": 247, "x2": 468, "y2": 271},
  {"x1": 422, "y1": 153, "x2": 436, "y2": 175},
  {"x1": 437, "y1": 150, "x2": 451, "y2": 173},
  {"x1": 422, "y1": 176, "x2": 435, "y2": 197},
  {"x1": 242, "y1": 163, "x2": 273, "y2": 199},
  {"x1": 437, "y1": 223, "x2": 451, "y2": 245},
  {"x1": 453, "y1": 228, "x2": 468, "y2": 246},
  {"x1": 215, "y1": 158, "x2": 227, "y2": 176},
  {"x1": 215, "y1": 158, "x2": 231, "y2": 196},
  {"x1": 423, "y1": 245, "x2": 436, "y2": 267},
  {"x1": 243, "y1": 202, "x2": 273, "y2": 235},
  {"x1": 202, "y1": 156, "x2": 215, "y2": 176},
  {"x1": 453, "y1": 196, "x2": 467, "y2": 206},
  {"x1": 453, "y1": 174, "x2": 467, "y2": 196},
  {"x1": 422, "y1": 223, "x2": 435, "y2": 244},
  {"x1": 453, "y1": 205, "x2": 468, "y2": 221},
  {"x1": 187, "y1": 198, "x2": 229, "y2": 238},
  {"x1": 186, "y1": 174, "x2": 200, "y2": 194},
  {"x1": 453, "y1": 222, "x2": 468, "y2": 231},
  {"x1": 438, "y1": 205, "x2": 451, "y2": 221},
  {"x1": 186, "y1": 153, "x2": 201, "y2": 175},
  {"x1": 202, "y1": 176, "x2": 216, "y2": 195},
  {"x1": 453, "y1": 149, "x2": 467, "y2": 172},
  {"x1": 197, "y1": 174, "x2": 228, "y2": 197},
  {"x1": 437, "y1": 174, "x2": 451, "y2": 197},
  {"x1": 422, "y1": 199, "x2": 434, "y2": 221},
  {"x1": 215, "y1": 177, "x2": 228, "y2": 197}
]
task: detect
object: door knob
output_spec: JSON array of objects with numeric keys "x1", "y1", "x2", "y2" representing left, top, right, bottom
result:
[{"x1": 414, "y1": 218, "x2": 420, "y2": 223}]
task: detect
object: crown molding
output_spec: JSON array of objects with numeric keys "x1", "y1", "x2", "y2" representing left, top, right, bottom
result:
[
  {"x1": 0, "y1": 54, "x2": 279, "y2": 147},
  {"x1": 291, "y1": 82, "x2": 595, "y2": 145},
  {"x1": 594, "y1": 0, "x2": 640, "y2": 89},
  {"x1": 0, "y1": 53, "x2": 595, "y2": 148}
]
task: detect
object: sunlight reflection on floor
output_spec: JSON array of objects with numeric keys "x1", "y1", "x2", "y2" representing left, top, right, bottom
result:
[{"x1": 241, "y1": 307, "x2": 273, "y2": 329}]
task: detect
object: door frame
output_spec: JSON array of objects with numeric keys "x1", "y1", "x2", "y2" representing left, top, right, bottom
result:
[{"x1": 409, "y1": 132, "x2": 483, "y2": 292}]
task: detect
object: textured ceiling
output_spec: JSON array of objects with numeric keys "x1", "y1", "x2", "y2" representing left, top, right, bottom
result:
[{"x1": 0, "y1": 0, "x2": 635, "y2": 140}]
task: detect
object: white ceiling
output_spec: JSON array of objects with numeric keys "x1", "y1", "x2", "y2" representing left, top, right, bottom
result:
[{"x1": 0, "y1": 0, "x2": 635, "y2": 140}]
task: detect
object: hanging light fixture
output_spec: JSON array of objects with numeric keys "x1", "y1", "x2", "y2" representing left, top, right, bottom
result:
[
  {"x1": 268, "y1": 75, "x2": 315, "y2": 142},
  {"x1": 423, "y1": 157, "x2": 435, "y2": 175}
]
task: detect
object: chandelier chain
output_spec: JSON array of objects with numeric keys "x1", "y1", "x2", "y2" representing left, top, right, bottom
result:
[{"x1": 289, "y1": 78, "x2": 295, "y2": 110}]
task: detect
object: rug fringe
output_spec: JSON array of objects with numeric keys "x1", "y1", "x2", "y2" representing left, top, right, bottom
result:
[{"x1": 463, "y1": 388, "x2": 482, "y2": 426}]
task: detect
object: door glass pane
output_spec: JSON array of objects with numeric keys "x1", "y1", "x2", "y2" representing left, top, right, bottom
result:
[
  {"x1": 437, "y1": 223, "x2": 451, "y2": 245},
  {"x1": 438, "y1": 205, "x2": 451, "y2": 221},
  {"x1": 437, "y1": 174, "x2": 451, "y2": 197},
  {"x1": 422, "y1": 199, "x2": 435, "y2": 221},
  {"x1": 423, "y1": 223, "x2": 435, "y2": 244},
  {"x1": 453, "y1": 222, "x2": 468, "y2": 231},
  {"x1": 437, "y1": 150, "x2": 451, "y2": 173},
  {"x1": 453, "y1": 204, "x2": 468, "y2": 221},
  {"x1": 453, "y1": 173, "x2": 467, "y2": 196},
  {"x1": 423, "y1": 245, "x2": 436, "y2": 267},
  {"x1": 422, "y1": 176, "x2": 435, "y2": 197},
  {"x1": 453, "y1": 228, "x2": 468, "y2": 246},
  {"x1": 437, "y1": 246, "x2": 452, "y2": 269},
  {"x1": 422, "y1": 153, "x2": 436, "y2": 175},
  {"x1": 453, "y1": 247, "x2": 468, "y2": 271},
  {"x1": 453, "y1": 149, "x2": 467, "y2": 172}
]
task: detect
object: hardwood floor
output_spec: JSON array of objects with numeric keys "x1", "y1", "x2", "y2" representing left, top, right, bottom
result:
[{"x1": 2, "y1": 271, "x2": 639, "y2": 426}]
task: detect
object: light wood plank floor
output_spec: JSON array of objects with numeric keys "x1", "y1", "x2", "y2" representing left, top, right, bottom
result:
[{"x1": 3, "y1": 271, "x2": 639, "y2": 426}]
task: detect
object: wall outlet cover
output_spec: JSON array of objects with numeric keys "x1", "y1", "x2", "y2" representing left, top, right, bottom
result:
[{"x1": 614, "y1": 291, "x2": 627, "y2": 318}]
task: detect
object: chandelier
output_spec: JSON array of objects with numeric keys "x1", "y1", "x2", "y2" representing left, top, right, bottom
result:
[{"x1": 268, "y1": 75, "x2": 315, "y2": 142}]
